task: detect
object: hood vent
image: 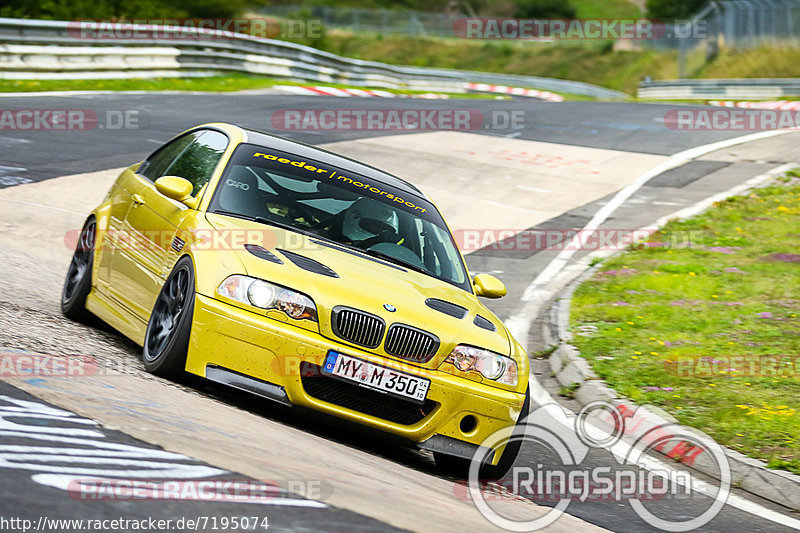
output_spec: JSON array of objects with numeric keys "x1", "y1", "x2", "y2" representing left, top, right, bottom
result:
[
  {"x1": 425, "y1": 298, "x2": 468, "y2": 319},
  {"x1": 473, "y1": 314, "x2": 497, "y2": 332},
  {"x1": 244, "y1": 244, "x2": 283, "y2": 264},
  {"x1": 277, "y1": 249, "x2": 339, "y2": 278}
]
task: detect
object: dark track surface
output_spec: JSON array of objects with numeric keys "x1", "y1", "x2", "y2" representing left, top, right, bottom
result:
[{"x1": 0, "y1": 94, "x2": 743, "y2": 187}]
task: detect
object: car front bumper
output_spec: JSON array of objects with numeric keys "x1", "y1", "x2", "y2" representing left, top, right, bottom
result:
[{"x1": 186, "y1": 293, "x2": 527, "y2": 463}]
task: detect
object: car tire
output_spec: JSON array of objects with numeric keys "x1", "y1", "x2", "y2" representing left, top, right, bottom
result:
[
  {"x1": 61, "y1": 217, "x2": 96, "y2": 322},
  {"x1": 434, "y1": 386, "x2": 530, "y2": 480},
  {"x1": 142, "y1": 256, "x2": 195, "y2": 378}
]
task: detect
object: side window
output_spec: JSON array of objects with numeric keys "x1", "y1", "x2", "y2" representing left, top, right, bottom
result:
[
  {"x1": 164, "y1": 131, "x2": 228, "y2": 195},
  {"x1": 138, "y1": 130, "x2": 229, "y2": 196},
  {"x1": 139, "y1": 132, "x2": 197, "y2": 181}
]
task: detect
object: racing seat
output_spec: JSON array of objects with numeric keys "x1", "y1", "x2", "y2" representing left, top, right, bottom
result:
[{"x1": 216, "y1": 166, "x2": 264, "y2": 218}]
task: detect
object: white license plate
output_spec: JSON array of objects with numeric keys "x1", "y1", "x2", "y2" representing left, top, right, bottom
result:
[{"x1": 322, "y1": 351, "x2": 430, "y2": 404}]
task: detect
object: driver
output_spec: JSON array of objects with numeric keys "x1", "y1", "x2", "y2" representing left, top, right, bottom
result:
[{"x1": 341, "y1": 197, "x2": 401, "y2": 248}]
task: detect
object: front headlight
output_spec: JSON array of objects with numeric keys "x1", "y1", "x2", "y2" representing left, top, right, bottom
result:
[
  {"x1": 444, "y1": 345, "x2": 518, "y2": 386},
  {"x1": 217, "y1": 275, "x2": 317, "y2": 321}
]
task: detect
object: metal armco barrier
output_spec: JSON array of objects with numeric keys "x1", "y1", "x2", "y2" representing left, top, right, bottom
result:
[{"x1": 639, "y1": 78, "x2": 800, "y2": 100}]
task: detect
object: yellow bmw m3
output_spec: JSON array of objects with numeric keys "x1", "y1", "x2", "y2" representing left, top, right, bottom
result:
[{"x1": 61, "y1": 122, "x2": 529, "y2": 478}]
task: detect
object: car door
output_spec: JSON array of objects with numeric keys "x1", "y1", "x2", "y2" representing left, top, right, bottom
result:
[{"x1": 108, "y1": 129, "x2": 228, "y2": 320}]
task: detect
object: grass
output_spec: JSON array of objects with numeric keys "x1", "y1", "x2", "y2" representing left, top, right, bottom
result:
[
  {"x1": 0, "y1": 74, "x2": 508, "y2": 98},
  {"x1": 559, "y1": 382, "x2": 581, "y2": 399},
  {"x1": 0, "y1": 75, "x2": 283, "y2": 93},
  {"x1": 301, "y1": 31, "x2": 800, "y2": 96},
  {"x1": 570, "y1": 172, "x2": 800, "y2": 475},
  {"x1": 570, "y1": 0, "x2": 642, "y2": 19},
  {"x1": 320, "y1": 32, "x2": 675, "y2": 94}
]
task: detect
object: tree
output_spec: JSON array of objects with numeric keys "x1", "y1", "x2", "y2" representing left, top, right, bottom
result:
[
  {"x1": 514, "y1": 0, "x2": 576, "y2": 18},
  {"x1": 646, "y1": 0, "x2": 708, "y2": 20}
]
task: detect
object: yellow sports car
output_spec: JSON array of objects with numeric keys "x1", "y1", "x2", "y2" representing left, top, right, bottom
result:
[{"x1": 61, "y1": 122, "x2": 529, "y2": 478}]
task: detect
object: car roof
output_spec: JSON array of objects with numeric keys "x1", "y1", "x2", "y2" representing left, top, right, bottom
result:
[{"x1": 240, "y1": 127, "x2": 426, "y2": 199}]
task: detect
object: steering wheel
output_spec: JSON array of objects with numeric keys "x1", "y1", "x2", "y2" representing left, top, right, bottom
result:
[{"x1": 288, "y1": 202, "x2": 322, "y2": 227}]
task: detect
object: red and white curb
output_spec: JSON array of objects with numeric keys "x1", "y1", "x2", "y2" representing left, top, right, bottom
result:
[
  {"x1": 465, "y1": 82, "x2": 564, "y2": 102},
  {"x1": 273, "y1": 85, "x2": 449, "y2": 99},
  {"x1": 710, "y1": 100, "x2": 800, "y2": 110}
]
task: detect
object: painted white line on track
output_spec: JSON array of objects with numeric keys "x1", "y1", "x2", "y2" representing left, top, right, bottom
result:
[{"x1": 0, "y1": 197, "x2": 87, "y2": 215}]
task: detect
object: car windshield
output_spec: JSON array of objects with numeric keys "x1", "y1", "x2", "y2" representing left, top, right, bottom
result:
[{"x1": 208, "y1": 143, "x2": 470, "y2": 290}]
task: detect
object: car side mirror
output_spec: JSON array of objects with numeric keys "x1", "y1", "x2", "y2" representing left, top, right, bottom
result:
[
  {"x1": 473, "y1": 273, "x2": 507, "y2": 299},
  {"x1": 155, "y1": 176, "x2": 194, "y2": 206}
]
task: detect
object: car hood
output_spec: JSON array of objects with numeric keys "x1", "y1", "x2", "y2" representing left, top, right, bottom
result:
[{"x1": 205, "y1": 213, "x2": 511, "y2": 367}]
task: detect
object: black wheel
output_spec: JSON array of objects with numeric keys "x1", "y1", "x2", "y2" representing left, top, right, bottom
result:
[
  {"x1": 434, "y1": 386, "x2": 530, "y2": 480},
  {"x1": 142, "y1": 256, "x2": 195, "y2": 378},
  {"x1": 61, "y1": 218, "x2": 96, "y2": 321}
]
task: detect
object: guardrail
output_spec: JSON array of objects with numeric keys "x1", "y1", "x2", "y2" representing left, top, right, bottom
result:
[
  {"x1": 0, "y1": 17, "x2": 627, "y2": 99},
  {"x1": 638, "y1": 78, "x2": 800, "y2": 100}
]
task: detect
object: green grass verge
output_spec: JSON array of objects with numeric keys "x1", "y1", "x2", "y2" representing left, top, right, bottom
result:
[
  {"x1": 0, "y1": 74, "x2": 509, "y2": 98},
  {"x1": 570, "y1": 172, "x2": 800, "y2": 475},
  {"x1": 571, "y1": 0, "x2": 642, "y2": 19},
  {"x1": 319, "y1": 33, "x2": 673, "y2": 94},
  {"x1": 295, "y1": 31, "x2": 800, "y2": 96}
]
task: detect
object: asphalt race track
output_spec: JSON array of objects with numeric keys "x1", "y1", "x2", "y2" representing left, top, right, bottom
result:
[{"x1": 0, "y1": 92, "x2": 798, "y2": 532}]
